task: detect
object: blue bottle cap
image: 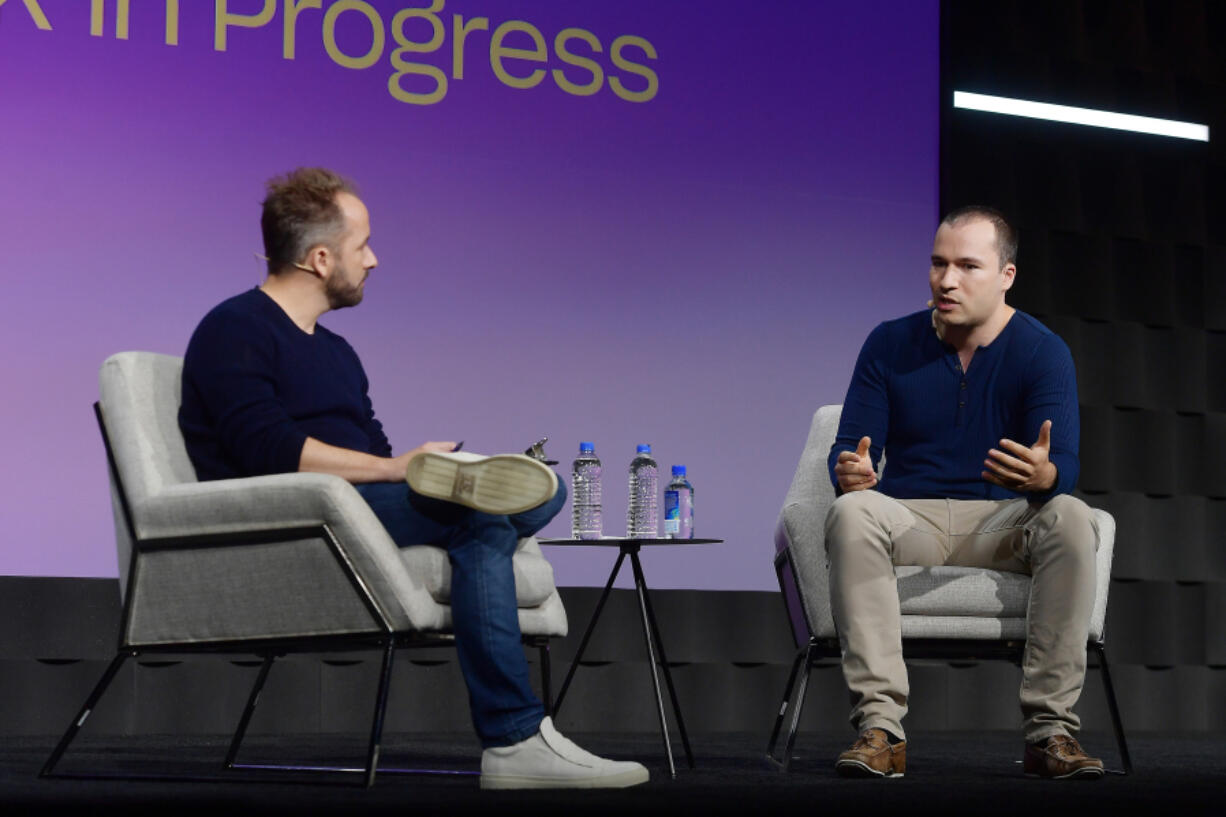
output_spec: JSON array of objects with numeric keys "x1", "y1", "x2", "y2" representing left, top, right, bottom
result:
[
  {"x1": 671, "y1": 465, "x2": 686, "y2": 477},
  {"x1": 636, "y1": 444, "x2": 652, "y2": 454},
  {"x1": 579, "y1": 442, "x2": 594, "y2": 452}
]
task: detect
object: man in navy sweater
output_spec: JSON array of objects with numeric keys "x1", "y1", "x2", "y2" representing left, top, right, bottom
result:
[
  {"x1": 179, "y1": 168, "x2": 648, "y2": 790},
  {"x1": 825, "y1": 206, "x2": 1104, "y2": 780}
]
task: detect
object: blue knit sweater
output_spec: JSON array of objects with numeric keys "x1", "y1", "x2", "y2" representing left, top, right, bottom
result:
[
  {"x1": 179, "y1": 288, "x2": 391, "y2": 481},
  {"x1": 828, "y1": 309, "x2": 1079, "y2": 502}
]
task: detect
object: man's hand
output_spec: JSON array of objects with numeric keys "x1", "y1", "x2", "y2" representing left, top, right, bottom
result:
[
  {"x1": 301, "y1": 438, "x2": 462, "y2": 483},
  {"x1": 387, "y1": 440, "x2": 459, "y2": 481},
  {"x1": 982, "y1": 420, "x2": 1057, "y2": 493},
  {"x1": 834, "y1": 436, "x2": 877, "y2": 492}
]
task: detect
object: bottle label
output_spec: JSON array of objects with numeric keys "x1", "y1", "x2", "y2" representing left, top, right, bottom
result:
[{"x1": 663, "y1": 490, "x2": 680, "y2": 534}]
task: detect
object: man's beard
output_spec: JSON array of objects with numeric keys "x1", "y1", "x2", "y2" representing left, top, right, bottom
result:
[{"x1": 325, "y1": 263, "x2": 365, "y2": 309}]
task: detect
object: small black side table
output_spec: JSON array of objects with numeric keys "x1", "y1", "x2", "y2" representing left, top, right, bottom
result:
[{"x1": 538, "y1": 536, "x2": 723, "y2": 778}]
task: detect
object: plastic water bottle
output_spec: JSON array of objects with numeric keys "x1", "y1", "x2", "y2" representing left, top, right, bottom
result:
[
  {"x1": 663, "y1": 465, "x2": 694, "y2": 539},
  {"x1": 627, "y1": 444, "x2": 658, "y2": 538},
  {"x1": 571, "y1": 442, "x2": 602, "y2": 540}
]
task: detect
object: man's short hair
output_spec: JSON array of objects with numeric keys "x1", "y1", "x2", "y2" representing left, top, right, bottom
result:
[
  {"x1": 940, "y1": 205, "x2": 1018, "y2": 268},
  {"x1": 261, "y1": 168, "x2": 357, "y2": 274}
]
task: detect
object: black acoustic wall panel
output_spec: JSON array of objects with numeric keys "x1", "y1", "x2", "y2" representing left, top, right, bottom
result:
[{"x1": 941, "y1": 0, "x2": 1225, "y2": 722}]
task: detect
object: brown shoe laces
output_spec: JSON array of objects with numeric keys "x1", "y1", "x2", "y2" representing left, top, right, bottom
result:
[
  {"x1": 1046, "y1": 735, "x2": 1084, "y2": 759},
  {"x1": 852, "y1": 730, "x2": 888, "y2": 751}
]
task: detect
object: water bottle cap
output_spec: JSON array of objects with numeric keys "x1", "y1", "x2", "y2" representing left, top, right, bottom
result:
[
  {"x1": 671, "y1": 465, "x2": 686, "y2": 476},
  {"x1": 636, "y1": 444, "x2": 652, "y2": 454},
  {"x1": 579, "y1": 442, "x2": 594, "y2": 452}
]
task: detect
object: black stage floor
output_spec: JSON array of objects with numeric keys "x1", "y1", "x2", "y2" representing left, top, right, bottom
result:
[{"x1": 3, "y1": 731, "x2": 1220, "y2": 816}]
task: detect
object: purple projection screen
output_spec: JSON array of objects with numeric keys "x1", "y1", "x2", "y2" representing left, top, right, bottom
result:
[{"x1": 0, "y1": 1, "x2": 937, "y2": 590}]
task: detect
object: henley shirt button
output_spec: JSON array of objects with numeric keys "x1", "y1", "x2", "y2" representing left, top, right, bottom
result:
[{"x1": 959, "y1": 400, "x2": 965, "y2": 406}]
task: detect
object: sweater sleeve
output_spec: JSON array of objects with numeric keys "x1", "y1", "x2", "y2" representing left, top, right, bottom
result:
[
  {"x1": 182, "y1": 310, "x2": 308, "y2": 476},
  {"x1": 828, "y1": 323, "x2": 891, "y2": 493},
  {"x1": 1020, "y1": 333, "x2": 1080, "y2": 501},
  {"x1": 343, "y1": 340, "x2": 392, "y2": 458}
]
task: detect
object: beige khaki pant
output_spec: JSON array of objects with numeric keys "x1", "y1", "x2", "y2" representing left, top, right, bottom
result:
[{"x1": 824, "y1": 492, "x2": 1098, "y2": 743}]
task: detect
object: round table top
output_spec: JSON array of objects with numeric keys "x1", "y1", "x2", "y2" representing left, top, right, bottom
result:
[{"x1": 539, "y1": 536, "x2": 722, "y2": 546}]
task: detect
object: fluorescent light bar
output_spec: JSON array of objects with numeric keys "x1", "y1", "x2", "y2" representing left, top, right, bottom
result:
[{"x1": 953, "y1": 91, "x2": 1209, "y2": 142}]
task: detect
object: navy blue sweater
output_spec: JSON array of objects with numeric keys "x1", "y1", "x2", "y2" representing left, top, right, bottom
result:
[
  {"x1": 179, "y1": 289, "x2": 391, "y2": 481},
  {"x1": 828, "y1": 309, "x2": 1079, "y2": 501}
]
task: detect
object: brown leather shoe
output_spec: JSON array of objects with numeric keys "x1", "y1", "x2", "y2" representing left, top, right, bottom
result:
[
  {"x1": 835, "y1": 728, "x2": 906, "y2": 778},
  {"x1": 1023, "y1": 734, "x2": 1104, "y2": 780}
]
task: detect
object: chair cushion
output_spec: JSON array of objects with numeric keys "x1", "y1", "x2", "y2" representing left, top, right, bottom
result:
[
  {"x1": 900, "y1": 615, "x2": 1027, "y2": 640},
  {"x1": 896, "y1": 565, "x2": 1031, "y2": 618},
  {"x1": 398, "y1": 538, "x2": 556, "y2": 608}
]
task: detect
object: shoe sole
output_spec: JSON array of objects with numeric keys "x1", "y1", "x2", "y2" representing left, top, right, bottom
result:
[
  {"x1": 480, "y1": 767, "x2": 650, "y2": 790},
  {"x1": 835, "y1": 759, "x2": 904, "y2": 778},
  {"x1": 1024, "y1": 766, "x2": 1105, "y2": 780},
  {"x1": 406, "y1": 453, "x2": 557, "y2": 516}
]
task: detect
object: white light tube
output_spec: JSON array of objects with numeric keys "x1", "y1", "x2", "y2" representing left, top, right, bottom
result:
[{"x1": 953, "y1": 91, "x2": 1209, "y2": 142}]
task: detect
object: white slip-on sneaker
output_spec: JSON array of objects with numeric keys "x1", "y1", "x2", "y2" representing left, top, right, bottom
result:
[
  {"x1": 405, "y1": 451, "x2": 558, "y2": 516},
  {"x1": 480, "y1": 716, "x2": 650, "y2": 790}
]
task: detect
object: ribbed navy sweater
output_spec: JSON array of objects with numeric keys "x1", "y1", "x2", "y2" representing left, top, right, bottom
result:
[
  {"x1": 828, "y1": 309, "x2": 1079, "y2": 502},
  {"x1": 179, "y1": 288, "x2": 391, "y2": 481}
]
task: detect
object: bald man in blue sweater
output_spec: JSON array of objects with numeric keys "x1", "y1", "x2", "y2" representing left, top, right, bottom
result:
[{"x1": 826, "y1": 207, "x2": 1104, "y2": 780}]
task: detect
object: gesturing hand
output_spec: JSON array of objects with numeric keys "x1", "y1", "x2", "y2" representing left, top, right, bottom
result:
[
  {"x1": 982, "y1": 420, "x2": 1057, "y2": 493},
  {"x1": 834, "y1": 436, "x2": 877, "y2": 493}
]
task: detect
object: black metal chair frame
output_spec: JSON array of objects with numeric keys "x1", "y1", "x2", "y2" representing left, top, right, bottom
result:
[
  {"x1": 41, "y1": 404, "x2": 555, "y2": 788},
  {"x1": 765, "y1": 546, "x2": 1133, "y2": 775}
]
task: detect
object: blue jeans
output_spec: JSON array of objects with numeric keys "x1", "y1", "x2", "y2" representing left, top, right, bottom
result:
[{"x1": 355, "y1": 479, "x2": 567, "y2": 748}]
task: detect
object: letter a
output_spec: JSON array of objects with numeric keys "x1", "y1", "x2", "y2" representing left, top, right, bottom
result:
[{"x1": 0, "y1": 0, "x2": 53, "y2": 30}]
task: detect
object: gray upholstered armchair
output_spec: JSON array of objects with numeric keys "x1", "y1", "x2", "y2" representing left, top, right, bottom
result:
[
  {"x1": 767, "y1": 404, "x2": 1130, "y2": 773},
  {"x1": 43, "y1": 351, "x2": 568, "y2": 786}
]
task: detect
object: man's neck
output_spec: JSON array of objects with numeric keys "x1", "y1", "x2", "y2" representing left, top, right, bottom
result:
[
  {"x1": 259, "y1": 272, "x2": 329, "y2": 334},
  {"x1": 935, "y1": 304, "x2": 1015, "y2": 368}
]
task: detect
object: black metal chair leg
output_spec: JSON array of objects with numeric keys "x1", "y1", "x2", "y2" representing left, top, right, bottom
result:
[
  {"x1": 41, "y1": 651, "x2": 132, "y2": 778},
  {"x1": 554, "y1": 549, "x2": 627, "y2": 714},
  {"x1": 538, "y1": 642, "x2": 553, "y2": 715},
  {"x1": 361, "y1": 639, "x2": 397, "y2": 788},
  {"x1": 224, "y1": 654, "x2": 277, "y2": 769},
  {"x1": 1092, "y1": 642, "x2": 1132, "y2": 775},
  {"x1": 631, "y1": 551, "x2": 694, "y2": 769},
  {"x1": 778, "y1": 641, "x2": 816, "y2": 772},
  {"x1": 766, "y1": 644, "x2": 808, "y2": 768}
]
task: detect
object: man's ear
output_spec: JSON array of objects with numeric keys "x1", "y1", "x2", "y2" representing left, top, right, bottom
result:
[
  {"x1": 301, "y1": 245, "x2": 331, "y2": 278},
  {"x1": 1001, "y1": 262, "x2": 1017, "y2": 292}
]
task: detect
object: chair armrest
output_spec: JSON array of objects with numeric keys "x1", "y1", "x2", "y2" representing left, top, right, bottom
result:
[
  {"x1": 1090, "y1": 508, "x2": 1115, "y2": 643},
  {"x1": 783, "y1": 406, "x2": 842, "y2": 510},
  {"x1": 778, "y1": 498, "x2": 837, "y2": 640},
  {"x1": 515, "y1": 535, "x2": 547, "y2": 559},
  {"x1": 774, "y1": 406, "x2": 843, "y2": 641},
  {"x1": 133, "y1": 473, "x2": 446, "y2": 632},
  {"x1": 136, "y1": 472, "x2": 367, "y2": 537}
]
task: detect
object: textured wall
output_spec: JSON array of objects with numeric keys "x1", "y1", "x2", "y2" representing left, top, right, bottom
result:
[
  {"x1": 941, "y1": 0, "x2": 1226, "y2": 730},
  {"x1": 1, "y1": 576, "x2": 1210, "y2": 744}
]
